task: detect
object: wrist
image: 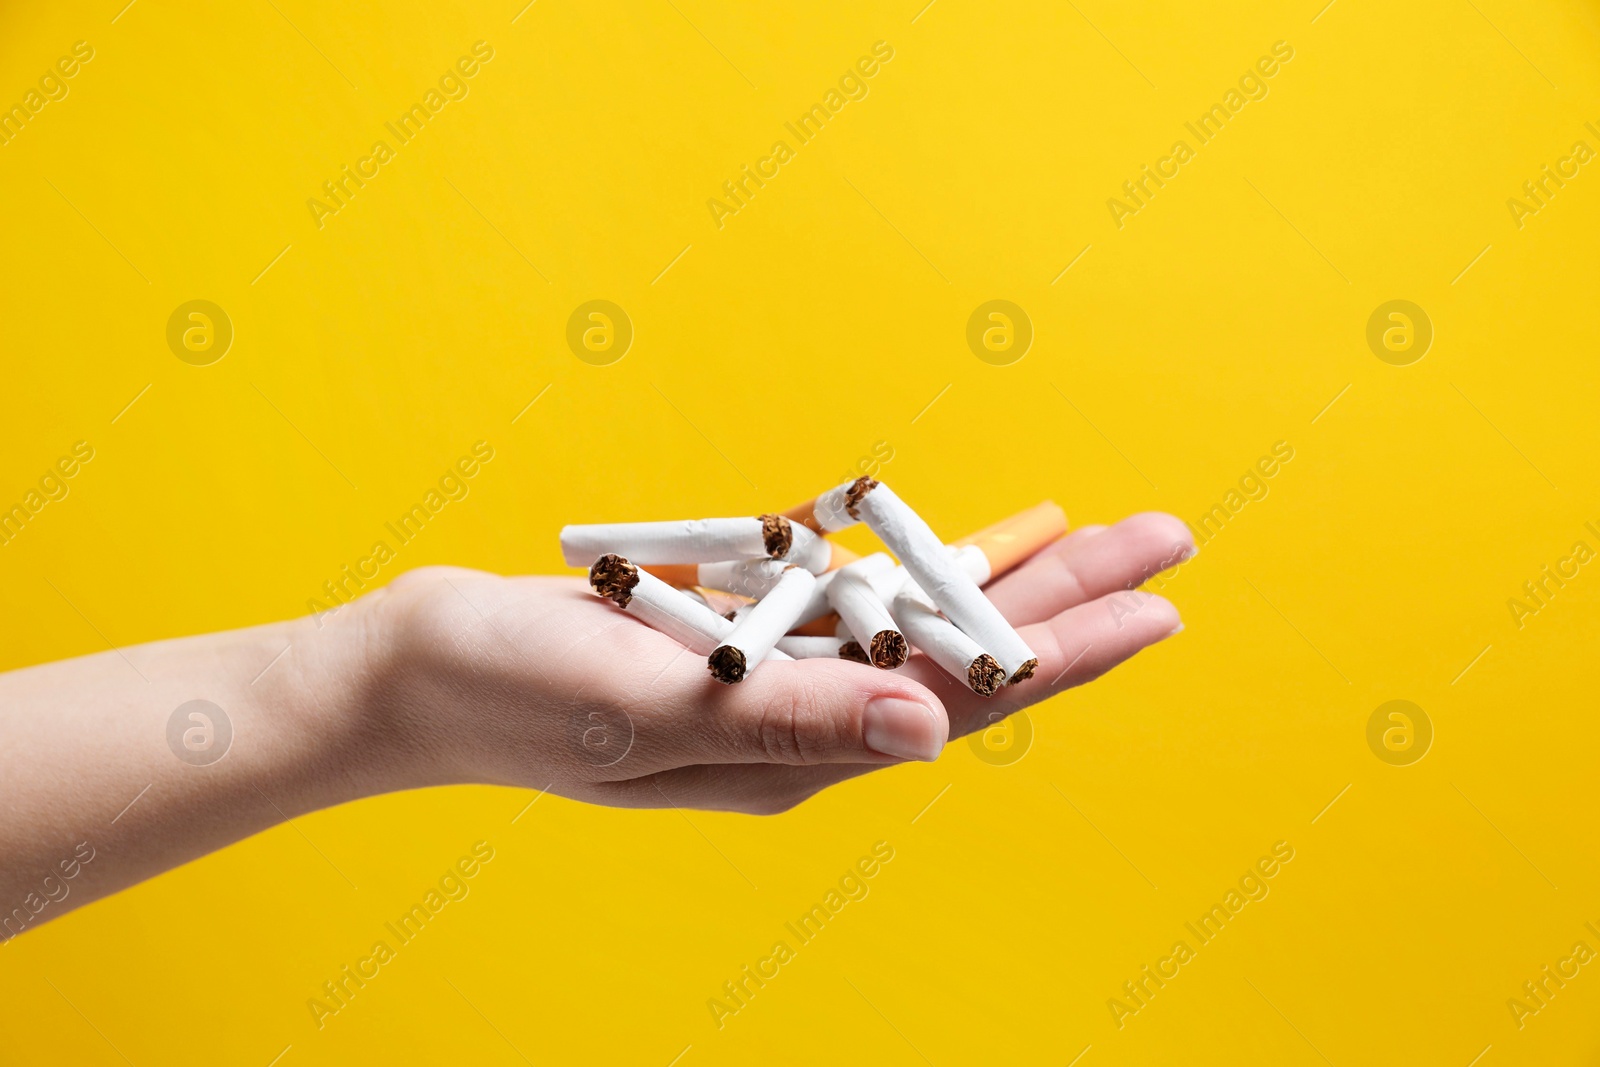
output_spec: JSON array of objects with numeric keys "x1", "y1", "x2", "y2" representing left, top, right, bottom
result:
[{"x1": 244, "y1": 604, "x2": 423, "y2": 811}]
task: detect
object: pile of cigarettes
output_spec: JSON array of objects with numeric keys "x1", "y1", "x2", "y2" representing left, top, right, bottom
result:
[{"x1": 561, "y1": 478, "x2": 1065, "y2": 696}]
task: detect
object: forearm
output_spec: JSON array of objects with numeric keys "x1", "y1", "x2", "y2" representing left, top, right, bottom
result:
[{"x1": 0, "y1": 607, "x2": 399, "y2": 934}]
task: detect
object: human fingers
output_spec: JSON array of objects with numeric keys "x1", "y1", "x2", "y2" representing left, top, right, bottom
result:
[
  {"x1": 895, "y1": 589, "x2": 1183, "y2": 740},
  {"x1": 982, "y1": 512, "x2": 1194, "y2": 626},
  {"x1": 630, "y1": 657, "x2": 949, "y2": 769}
]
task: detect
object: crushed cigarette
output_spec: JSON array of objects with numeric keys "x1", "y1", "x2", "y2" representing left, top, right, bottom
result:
[
  {"x1": 851, "y1": 479, "x2": 1039, "y2": 683},
  {"x1": 571, "y1": 490, "x2": 1067, "y2": 693},
  {"x1": 589, "y1": 554, "x2": 792, "y2": 660},
  {"x1": 708, "y1": 566, "x2": 817, "y2": 684},
  {"x1": 890, "y1": 581, "x2": 1004, "y2": 696},
  {"x1": 782, "y1": 479, "x2": 867, "y2": 533},
  {"x1": 562, "y1": 514, "x2": 822, "y2": 568},
  {"x1": 826, "y1": 557, "x2": 909, "y2": 670}
]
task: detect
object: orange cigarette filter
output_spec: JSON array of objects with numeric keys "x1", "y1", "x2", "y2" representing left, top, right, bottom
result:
[
  {"x1": 643, "y1": 563, "x2": 700, "y2": 587},
  {"x1": 781, "y1": 499, "x2": 830, "y2": 534},
  {"x1": 953, "y1": 501, "x2": 1068, "y2": 580}
]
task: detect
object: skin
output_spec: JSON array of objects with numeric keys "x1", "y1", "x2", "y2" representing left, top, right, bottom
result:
[{"x1": 0, "y1": 512, "x2": 1191, "y2": 936}]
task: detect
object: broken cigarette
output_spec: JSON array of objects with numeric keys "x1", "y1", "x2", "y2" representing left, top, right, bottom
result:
[
  {"x1": 890, "y1": 581, "x2": 1005, "y2": 696},
  {"x1": 708, "y1": 566, "x2": 817, "y2": 684},
  {"x1": 851, "y1": 479, "x2": 1038, "y2": 683},
  {"x1": 562, "y1": 514, "x2": 825, "y2": 569},
  {"x1": 826, "y1": 557, "x2": 909, "y2": 669},
  {"x1": 952, "y1": 500, "x2": 1067, "y2": 581},
  {"x1": 731, "y1": 550, "x2": 898, "y2": 634},
  {"x1": 781, "y1": 477, "x2": 877, "y2": 533},
  {"x1": 589, "y1": 554, "x2": 791, "y2": 660}
]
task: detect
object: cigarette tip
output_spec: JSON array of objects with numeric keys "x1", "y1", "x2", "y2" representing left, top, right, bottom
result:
[
  {"x1": 967, "y1": 654, "x2": 1004, "y2": 697},
  {"x1": 708, "y1": 645, "x2": 747, "y2": 684},
  {"x1": 844, "y1": 476, "x2": 878, "y2": 519},
  {"x1": 869, "y1": 630, "x2": 909, "y2": 670},
  {"x1": 710, "y1": 643, "x2": 745, "y2": 684},
  {"x1": 1007, "y1": 658, "x2": 1039, "y2": 685},
  {"x1": 758, "y1": 513, "x2": 794, "y2": 559},
  {"x1": 588, "y1": 553, "x2": 640, "y2": 607}
]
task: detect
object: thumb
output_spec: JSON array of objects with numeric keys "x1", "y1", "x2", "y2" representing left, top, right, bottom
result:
[{"x1": 694, "y1": 660, "x2": 949, "y2": 766}]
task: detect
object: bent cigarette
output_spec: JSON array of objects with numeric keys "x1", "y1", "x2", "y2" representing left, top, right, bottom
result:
[
  {"x1": 708, "y1": 566, "x2": 817, "y2": 684},
  {"x1": 852, "y1": 480, "x2": 1038, "y2": 683},
  {"x1": 561, "y1": 514, "x2": 817, "y2": 567},
  {"x1": 589, "y1": 555, "x2": 791, "y2": 660},
  {"x1": 890, "y1": 582, "x2": 1005, "y2": 696},
  {"x1": 952, "y1": 501, "x2": 1068, "y2": 581},
  {"x1": 826, "y1": 558, "x2": 908, "y2": 669},
  {"x1": 782, "y1": 477, "x2": 876, "y2": 533}
]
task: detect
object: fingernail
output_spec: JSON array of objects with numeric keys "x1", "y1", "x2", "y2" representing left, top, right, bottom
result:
[
  {"x1": 1167, "y1": 623, "x2": 1185, "y2": 636},
  {"x1": 863, "y1": 697, "x2": 944, "y2": 762}
]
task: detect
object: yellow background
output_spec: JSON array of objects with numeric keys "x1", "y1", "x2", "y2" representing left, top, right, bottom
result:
[{"x1": 3, "y1": 0, "x2": 1599, "y2": 1063}]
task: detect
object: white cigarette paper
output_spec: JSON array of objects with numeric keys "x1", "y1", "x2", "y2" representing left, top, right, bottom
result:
[
  {"x1": 696, "y1": 559, "x2": 790, "y2": 599},
  {"x1": 947, "y1": 543, "x2": 992, "y2": 585},
  {"x1": 808, "y1": 479, "x2": 873, "y2": 532},
  {"x1": 709, "y1": 566, "x2": 817, "y2": 683},
  {"x1": 562, "y1": 514, "x2": 819, "y2": 567},
  {"x1": 890, "y1": 581, "x2": 1005, "y2": 696},
  {"x1": 589, "y1": 555, "x2": 791, "y2": 660},
  {"x1": 826, "y1": 558, "x2": 908, "y2": 669},
  {"x1": 774, "y1": 635, "x2": 851, "y2": 659},
  {"x1": 733, "y1": 552, "x2": 898, "y2": 630},
  {"x1": 853, "y1": 480, "x2": 1038, "y2": 682}
]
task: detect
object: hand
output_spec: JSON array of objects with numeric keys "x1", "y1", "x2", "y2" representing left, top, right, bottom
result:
[{"x1": 361, "y1": 512, "x2": 1193, "y2": 815}]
